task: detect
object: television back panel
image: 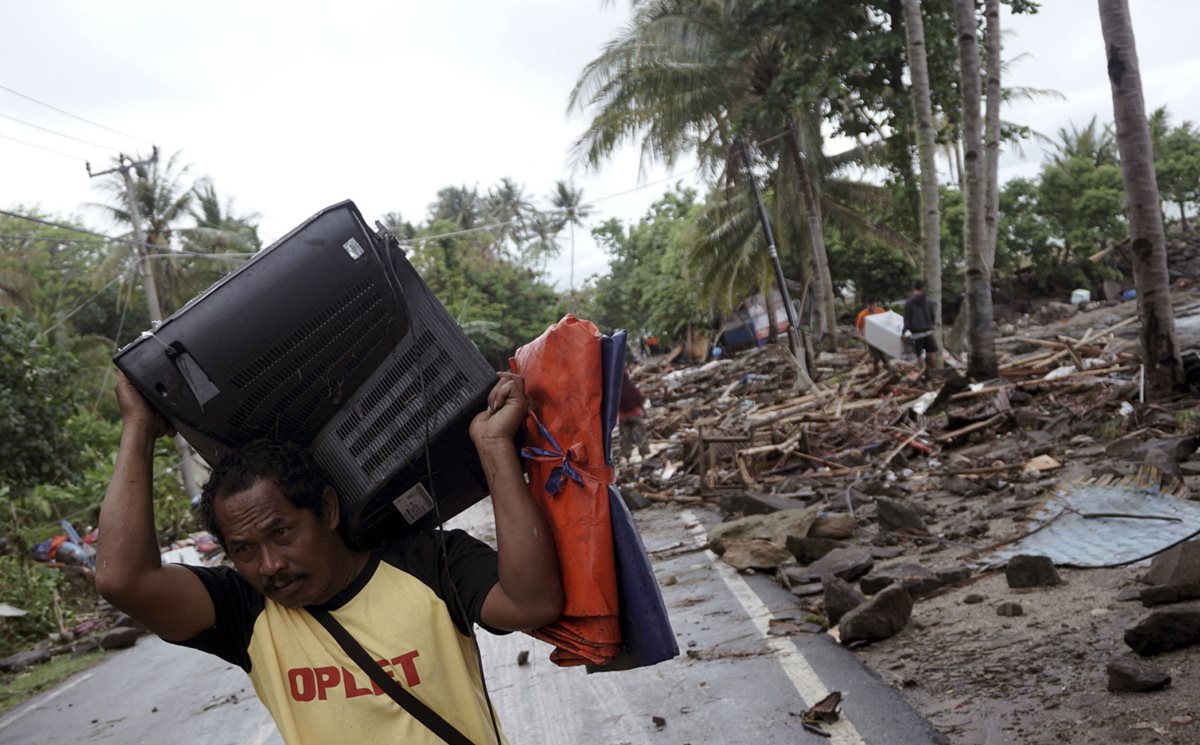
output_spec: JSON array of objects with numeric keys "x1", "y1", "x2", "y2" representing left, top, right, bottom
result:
[{"x1": 114, "y1": 201, "x2": 496, "y2": 547}]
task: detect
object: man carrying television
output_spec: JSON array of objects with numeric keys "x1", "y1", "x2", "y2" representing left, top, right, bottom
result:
[{"x1": 96, "y1": 371, "x2": 562, "y2": 744}]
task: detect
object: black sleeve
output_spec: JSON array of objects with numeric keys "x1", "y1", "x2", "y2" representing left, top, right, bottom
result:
[
  {"x1": 382, "y1": 529, "x2": 502, "y2": 636},
  {"x1": 167, "y1": 565, "x2": 264, "y2": 672},
  {"x1": 902, "y1": 299, "x2": 913, "y2": 332}
]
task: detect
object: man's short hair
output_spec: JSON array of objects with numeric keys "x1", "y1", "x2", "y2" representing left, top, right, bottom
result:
[
  {"x1": 199, "y1": 439, "x2": 330, "y2": 546},
  {"x1": 913, "y1": 280, "x2": 926, "y2": 291}
]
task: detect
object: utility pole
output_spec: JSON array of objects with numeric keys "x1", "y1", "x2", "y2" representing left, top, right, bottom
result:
[
  {"x1": 88, "y1": 148, "x2": 202, "y2": 501},
  {"x1": 737, "y1": 138, "x2": 815, "y2": 390}
]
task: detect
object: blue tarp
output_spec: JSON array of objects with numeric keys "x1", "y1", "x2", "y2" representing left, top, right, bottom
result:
[{"x1": 587, "y1": 331, "x2": 678, "y2": 672}]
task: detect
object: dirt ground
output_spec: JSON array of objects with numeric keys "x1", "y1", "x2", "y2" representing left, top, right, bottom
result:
[{"x1": 855, "y1": 548, "x2": 1200, "y2": 744}]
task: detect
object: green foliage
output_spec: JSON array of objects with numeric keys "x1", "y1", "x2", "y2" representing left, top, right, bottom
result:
[
  {"x1": 1154, "y1": 115, "x2": 1200, "y2": 227},
  {"x1": 826, "y1": 228, "x2": 918, "y2": 306},
  {"x1": 409, "y1": 219, "x2": 565, "y2": 367},
  {"x1": 0, "y1": 310, "x2": 84, "y2": 502},
  {"x1": 0, "y1": 555, "x2": 71, "y2": 656},
  {"x1": 580, "y1": 186, "x2": 711, "y2": 340}
]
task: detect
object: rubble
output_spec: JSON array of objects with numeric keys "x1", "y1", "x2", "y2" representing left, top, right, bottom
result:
[
  {"x1": 619, "y1": 289, "x2": 1200, "y2": 742},
  {"x1": 822, "y1": 575, "x2": 866, "y2": 625}
]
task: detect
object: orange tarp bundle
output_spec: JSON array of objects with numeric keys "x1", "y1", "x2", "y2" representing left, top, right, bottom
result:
[{"x1": 510, "y1": 315, "x2": 621, "y2": 666}]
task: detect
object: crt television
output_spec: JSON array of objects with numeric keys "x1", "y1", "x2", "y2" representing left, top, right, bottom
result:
[{"x1": 114, "y1": 200, "x2": 497, "y2": 548}]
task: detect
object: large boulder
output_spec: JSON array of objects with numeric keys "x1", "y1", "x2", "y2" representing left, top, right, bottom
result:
[
  {"x1": 1005, "y1": 555, "x2": 1063, "y2": 589},
  {"x1": 875, "y1": 498, "x2": 928, "y2": 534},
  {"x1": 860, "y1": 563, "x2": 942, "y2": 597},
  {"x1": 1107, "y1": 657, "x2": 1171, "y2": 692},
  {"x1": 785, "y1": 536, "x2": 846, "y2": 565},
  {"x1": 1144, "y1": 540, "x2": 1200, "y2": 587},
  {"x1": 719, "y1": 540, "x2": 793, "y2": 571},
  {"x1": 823, "y1": 575, "x2": 866, "y2": 625},
  {"x1": 838, "y1": 586, "x2": 914, "y2": 644},
  {"x1": 797, "y1": 547, "x2": 874, "y2": 584},
  {"x1": 707, "y1": 506, "x2": 820, "y2": 555},
  {"x1": 100, "y1": 627, "x2": 140, "y2": 650},
  {"x1": 1125, "y1": 607, "x2": 1200, "y2": 656}
]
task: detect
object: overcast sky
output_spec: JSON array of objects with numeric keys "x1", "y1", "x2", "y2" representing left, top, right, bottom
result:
[{"x1": 1, "y1": 1, "x2": 1197, "y2": 290}]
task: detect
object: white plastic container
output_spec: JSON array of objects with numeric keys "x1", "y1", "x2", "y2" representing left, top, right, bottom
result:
[
  {"x1": 1070, "y1": 288, "x2": 1091, "y2": 305},
  {"x1": 863, "y1": 310, "x2": 910, "y2": 359}
]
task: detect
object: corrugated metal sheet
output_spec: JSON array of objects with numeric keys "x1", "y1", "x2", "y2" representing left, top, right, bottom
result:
[{"x1": 984, "y1": 467, "x2": 1200, "y2": 568}]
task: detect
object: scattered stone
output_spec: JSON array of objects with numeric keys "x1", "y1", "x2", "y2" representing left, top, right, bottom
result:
[
  {"x1": 1125, "y1": 606, "x2": 1200, "y2": 656},
  {"x1": 997, "y1": 601, "x2": 1024, "y2": 617},
  {"x1": 517, "y1": 650, "x2": 530, "y2": 666},
  {"x1": 100, "y1": 627, "x2": 139, "y2": 650},
  {"x1": 786, "y1": 536, "x2": 846, "y2": 565},
  {"x1": 708, "y1": 507, "x2": 820, "y2": 555},
  {"x1": 0, "y1": 649, "x2": 52, "y2": 673},
  {"x1": 823, "y1": 575, "x2": 866, "y2": 625},
  {"x1": 1144, "y1": 539, "x2": 1200, "y2": 587},
  {"x1": 936, "y1": 567, "x2": 972, "y2": 586},
  {"x1": 718, "y1": 492, "x2": 808, "y2": 516},
  {"x1": 809, "y1": 513, "x2": 856, "y2": 540},
  {"x1": 798, "y1": 547, "x2": 875, "y2": 584},
  {"x1": 1106, "y1": 657, "x2": 1171, "y2": 692},
  {"x1": 620, "y1": 488, "x2": 651, "y2": 511},
  {"x1": 652, "y1": 715, "x2": 667, "y2": 728},
  {"x1": 1005, "y1": 555, "x2": 1063, "y2": 588},
  {"x1": 875, "y1": 498, "x2": 928, "y2": 534},
  {"x1": 789, "y1": 581, "x2": 824, "y2": 598},
  {"x1": 860, "y1": 563, "x2": 942, "y2": 597},
  {"x1": 1140, "y1": 582, "x2": 1200, "y2": 607},
  {"x1": 1116, "y1": 586, "x2": 1143, "y2": 602},
  {"x1": 870, "y1": 546, "x2": 905, "y2": 560},
  {"x1": 1171, "y1": 715, "x2": 1194, "y2": 726},
  {"x1": 719, "y1": 540, "x2": 793, "y2": 571},
  {"x1": 838, "y1": 586, "x2": 914, "y2": 644},
  {"x1": 963, "y1": 593, "x2": 986, "y2": 605}
]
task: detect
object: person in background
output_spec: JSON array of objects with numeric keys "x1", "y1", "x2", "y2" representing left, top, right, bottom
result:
[
  {"x1": 618, "y1": 369, "x2": 651, "y2": 463},
  {"x1": 902, "y1": 279, "x2": 940, "y2": 376},
  {"x1": 855, "y1": 298, "x2": 889, "y2": 375}
]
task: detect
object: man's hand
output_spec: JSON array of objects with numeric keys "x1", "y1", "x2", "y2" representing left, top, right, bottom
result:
[
  {"x1": 114, "y1": 370, "x2": 174, "y2": 440},
  {"x1": 469, "y1": 372, "x2": 528, "y2": 448}
]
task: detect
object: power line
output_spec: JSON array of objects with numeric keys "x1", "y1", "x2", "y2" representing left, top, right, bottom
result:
[
  {"x1": 0, "y1": 207, "x2": 256, "y2": 258},
  {"x1": 0, "y1": 82, "x2": 151, "y2": 145},
  {"x1": 0, "y1": 131, "x2": 88, "y2": 161},
  {"x1": 0, "y1": 110, "x2": 121, "y2": 152}
]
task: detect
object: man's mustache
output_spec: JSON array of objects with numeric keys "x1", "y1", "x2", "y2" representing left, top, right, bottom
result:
[{"x1": 263, "y1": 572, "x2": 307, "y2": 594}]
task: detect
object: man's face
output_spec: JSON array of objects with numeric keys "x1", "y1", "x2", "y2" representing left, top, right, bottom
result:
[{"x1": 215, "y1": 479, "x2": 346, "y2": 608}]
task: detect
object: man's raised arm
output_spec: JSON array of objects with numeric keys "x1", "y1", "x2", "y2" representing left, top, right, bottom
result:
[
  {"x1": 94, "y1": 372, "x2": 216, "y2": 641},
  {"x1": 472, "y1": 372, "x2": 564, "y2": 631}
]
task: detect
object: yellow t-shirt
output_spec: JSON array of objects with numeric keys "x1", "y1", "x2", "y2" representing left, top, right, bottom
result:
[{"x1": 177, "y1": 530, "x2": 507, "y2": 745}]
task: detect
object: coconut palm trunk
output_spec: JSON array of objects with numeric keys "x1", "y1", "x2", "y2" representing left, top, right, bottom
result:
[
  {"x1": 954, "y1": 0, "x2": 998, "y2": 377},
  {"x1": 787, "y1": 131, "x2": 838, "y2": 350},
  {"x1": 983, "y1": 0, "x2": 1002, "y2": 270},
  {"x1": 902, "y1": 0, "x2": 943, "y2": 350},
  {"x1": 1098, "y1": 0, "x2": 1182, "y2": 397}
]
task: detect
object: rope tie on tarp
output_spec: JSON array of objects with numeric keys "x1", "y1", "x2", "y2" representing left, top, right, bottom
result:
[{"x1": 520, "y1": 411, "x2": 611, "y2": 494}]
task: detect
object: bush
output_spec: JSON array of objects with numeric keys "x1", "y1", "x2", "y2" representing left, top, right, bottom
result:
[{"x1": 0, "y1": 555, "x2": 72, "y2": 657}]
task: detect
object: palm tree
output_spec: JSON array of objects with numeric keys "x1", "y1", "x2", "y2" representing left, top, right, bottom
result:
[
  {"x1": 1098, "y1": 0, "x2": 1181, "y2": 397},
  {"x1": 903, "y1": 0, "x2": 944, "y2": 350},
  {"x1": 90, "y1": 150, "x2": 196, "y2": 315},
  {"x1": 954, "y1": 0, "x2": 997, "y2": 377},
  {"x1": 569, "y1": 0, "x2": 844, "y2": 345},
  {"x1": 485, "y1": 177, "x2": 533, "y2": 258},
  {"x1": 983, "y1": 0, "x2": 1003, "y2": 271},
  {"x1": 520, "y1": 210, "x2": 563, "y2": 272},
  {"x1": 178, "y1": 179, "x2": 261, "y2": 297},
  {"x1": 550, "y1": 181, "x2": 593, "y2": 291}
]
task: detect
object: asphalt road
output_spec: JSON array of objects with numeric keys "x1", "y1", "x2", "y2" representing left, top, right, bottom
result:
[{"x1": 0, "y1": 502, "x2": 946, "y2": 745}]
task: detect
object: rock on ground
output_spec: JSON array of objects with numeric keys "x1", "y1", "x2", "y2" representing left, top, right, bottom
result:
[
  {"x1": 100, "y1": 627, "x2": 140, "y2": 650},
  {"x1": 823, "y1": 575, "x2": 866, "y2": 625},
  {"x1": 875, "y1": 498, "x2": 928, "y2": 534},
  {"x1": 838, "y1": 586, "x2": 914, "y2": 644},
  {"x1": 1125, "y1": 606, "x2": 1200, "y2": 656},
  {"x1": 1107, "y1": 657, "x2": 1171, "y2": 692},
  {"x1": 1005, "y1": 555, "x2": 1063, "y2": 588},
  {"x1": 798, "y1": 547, "x2": 874, "y2": 584}
]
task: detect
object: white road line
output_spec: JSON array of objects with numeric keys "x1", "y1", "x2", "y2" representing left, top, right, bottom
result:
[
  {"x1": 0, "y1": 671, "x2": 94, "y2": 731},
  {"x1": 681, "y1": 510, "x2": 866, "y2": 745},
  {"x1": 247, "y1": 715, "x2": 279, "y2": 745}
]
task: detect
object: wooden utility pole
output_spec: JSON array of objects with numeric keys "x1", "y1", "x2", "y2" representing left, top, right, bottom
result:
[{"x1": 88, "y1": 149, "x2": 202, "y2": 499}]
